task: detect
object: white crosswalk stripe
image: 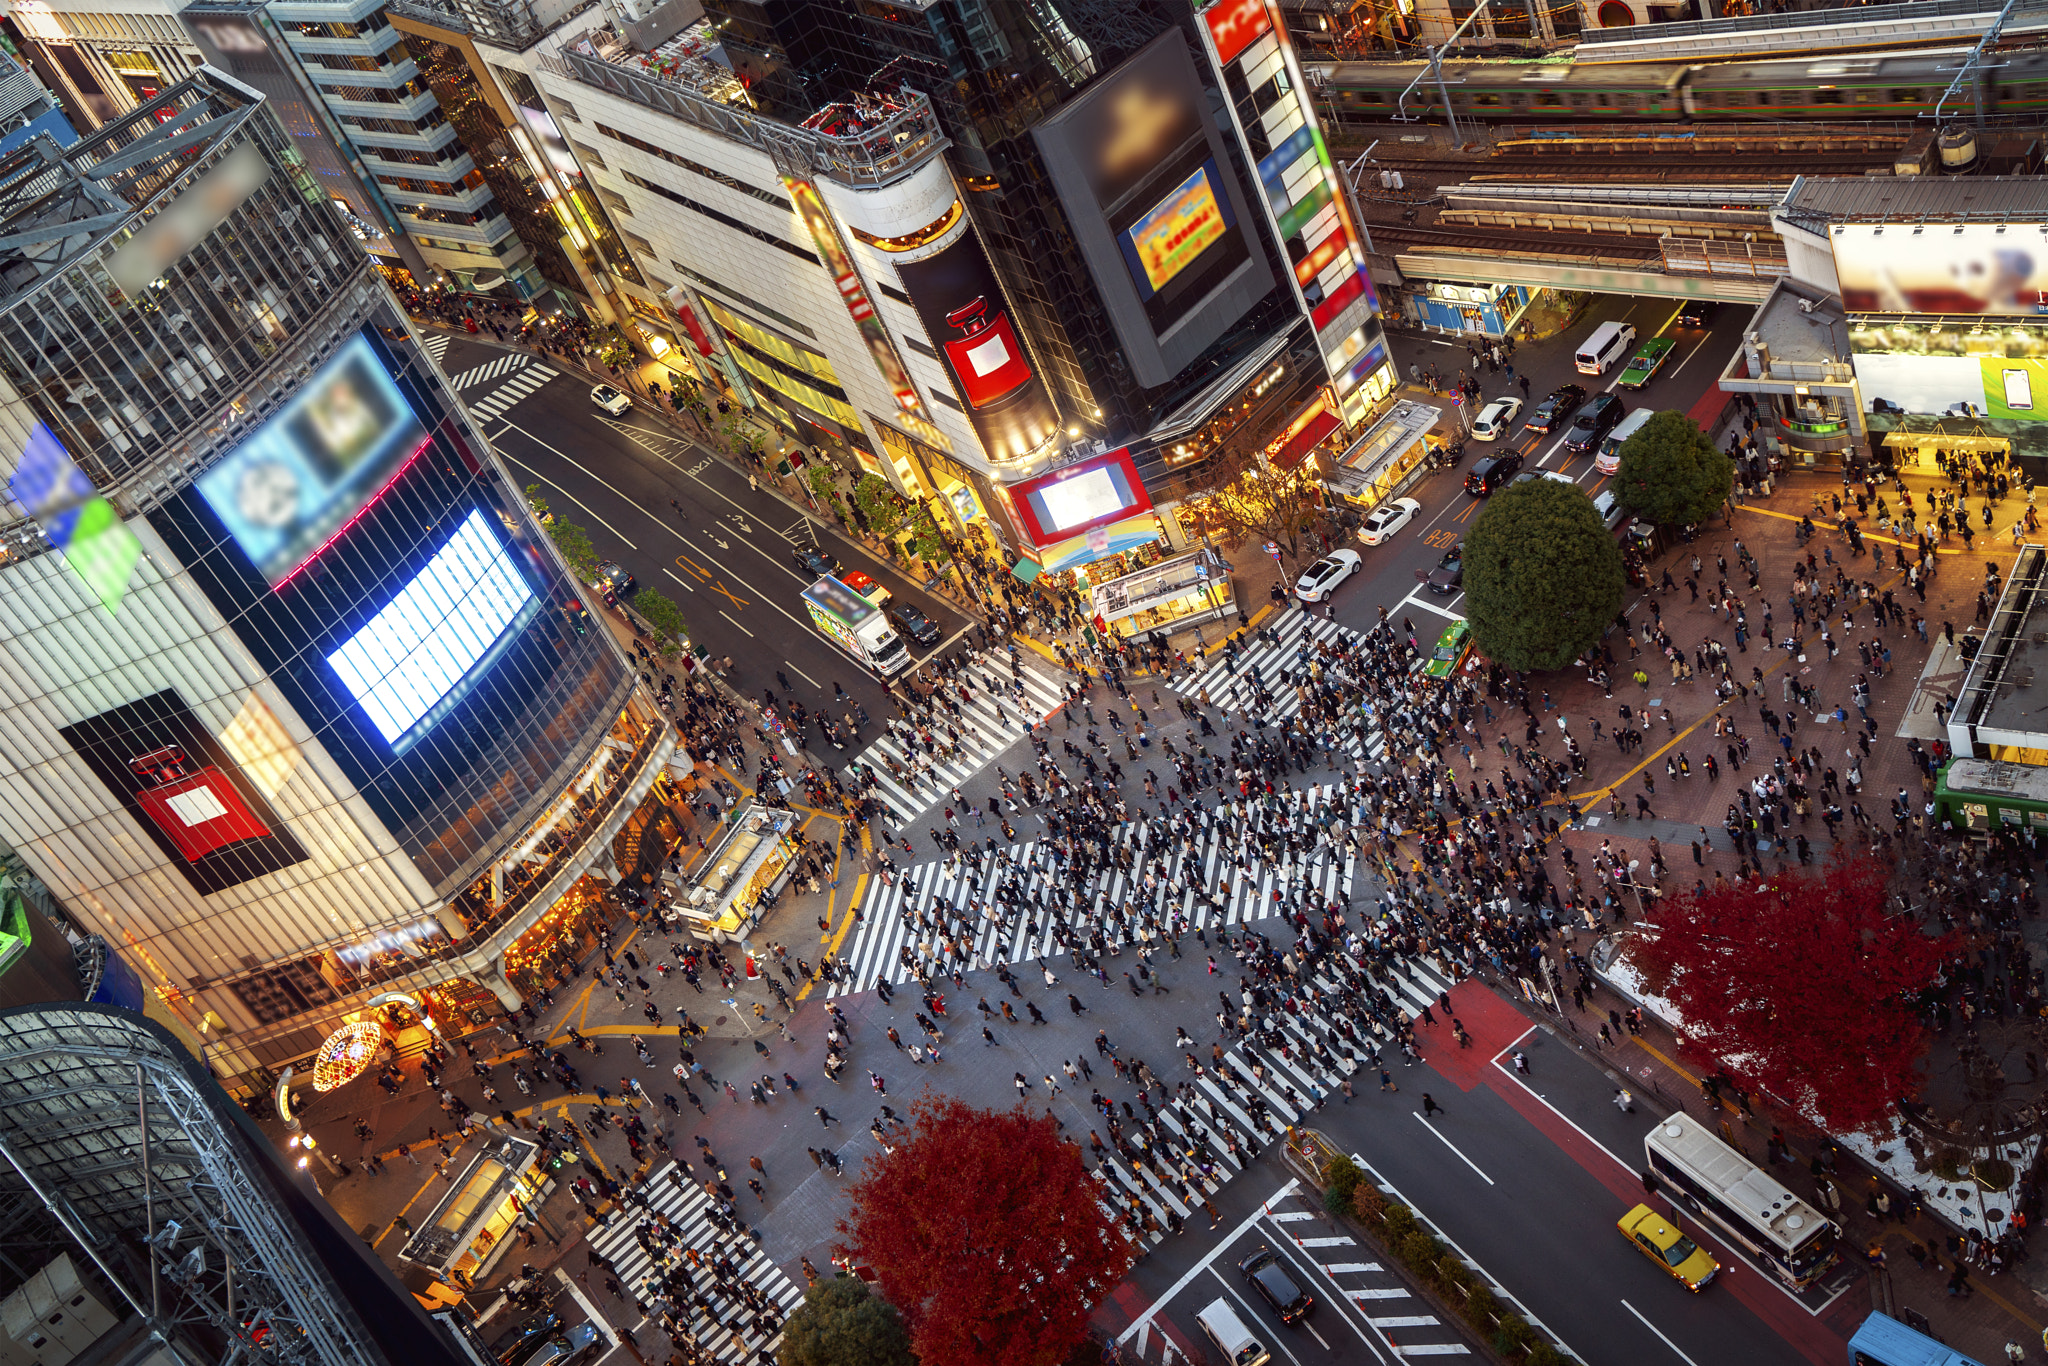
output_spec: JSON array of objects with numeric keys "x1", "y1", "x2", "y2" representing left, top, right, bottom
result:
[
  {"x1": 843, "y1": 650, "x2": 1068, "y2": 827},
  {"x1": 585, "y1": 1160, "x2": 804, "y2": 1363},
  {"x1": 420, "y1": 332, "x2": 451, "y2": 365},
  {"x1": 1164, "y1": 608, "x2": 1393, "y2": 768},
  {"x1": 468, "y1": 365, "x2": 558, "y2": 420},
  {"x1": 447, "y1": 352, "x2": 528, "y2": 392},
  {"x1": 830, "y1": 782, "x2": 1378, "y2": 996}
]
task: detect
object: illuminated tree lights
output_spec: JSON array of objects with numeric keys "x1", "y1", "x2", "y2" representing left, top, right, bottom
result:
[{"x1": 311, "y1": 1019, "x2": 386, "y2": 1091}]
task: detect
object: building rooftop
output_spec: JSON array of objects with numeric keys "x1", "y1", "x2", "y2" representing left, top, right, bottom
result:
[
  {"x1": 1954, "y1": 544, "x2": 2048, "y2": 742},
  {"x1": 1781, "y1": 174, "x2": 2048, "y2": 226},
  {"x1": 1722, "y1": 276, "x2": 1855, "y2": 387}
]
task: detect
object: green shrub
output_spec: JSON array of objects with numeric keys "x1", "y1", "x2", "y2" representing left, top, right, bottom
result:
[
  {"x1": 1322, "y1": 1184, "x2": 1350, "y2": 1217},
  {"x1": 1324, "y1": 1153, "x2": 1363, "y2": 1203},
  {"x1": 1351, "y1": 1182, "x2": 1387, "y2": 1222},
  {"x1": 1527, "y1": 1344, "x2": 1577, "y2": 1366},
  {"x1": 1382, "y1": 1203, "x2": 1417, "y2": 1239}
]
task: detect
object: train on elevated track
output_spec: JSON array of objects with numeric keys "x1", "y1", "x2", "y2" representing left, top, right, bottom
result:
[{"x1": 1314, "y1": 48, "x2": 2048, "y2": 124}]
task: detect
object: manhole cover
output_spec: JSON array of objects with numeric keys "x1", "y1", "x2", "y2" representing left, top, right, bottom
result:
[{"x1": 715, "y1": 1015, "x2": 728, "y2": 1025}]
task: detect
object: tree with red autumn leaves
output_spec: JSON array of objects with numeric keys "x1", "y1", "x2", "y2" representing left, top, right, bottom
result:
[
  {"x1": 1627, "y1": 852, "x2": 1953, "y2": 1135},
  {"x1": 836, "y1": 1095, "x2": 1136, "y2": 1366}
]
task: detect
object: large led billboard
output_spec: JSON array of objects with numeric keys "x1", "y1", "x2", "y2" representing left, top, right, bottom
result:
[
  {"x1": 327, "y1": 509, "x2": 541, "y2": 749},
  {"x1": 1122, "y1": 162, "x2": 1234, "y2": 298},
  {"x1": 1833, "y1": 224, "x2": 2048, "y2": 315},
  {"x1": 1010, "y1": 448, "x2": 1153, "y2": 549},
  {"x1": 894, "y1": 233, "x2": 1061, "y2": 462},
  {"x1": 195, "y1": 333, "x2": 429, "y2": 587},
  {"x1": 1032, "y1": 31, "x2": 1270, "y2": 387}
]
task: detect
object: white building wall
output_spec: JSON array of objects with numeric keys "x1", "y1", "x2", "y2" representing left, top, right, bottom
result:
[
  {"x1": 525, "y1": 41, "x2": 998, "y2": 479},
  {"x1": 0, "y1": 377, "x2": 439, "y2": 1024}
]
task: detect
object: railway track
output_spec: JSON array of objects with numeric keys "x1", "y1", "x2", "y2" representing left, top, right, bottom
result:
[
  {"x1": 1354, "y1": 154, "x2": 1895, "y2": 175},
  {"x1": 1362, "y1": 221, "x2": 1664, "y2": 257}
]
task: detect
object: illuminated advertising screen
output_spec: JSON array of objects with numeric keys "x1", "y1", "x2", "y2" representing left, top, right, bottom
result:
[
  {"x1": 1011, "y1": 448, "x2": 1153, "y2": 549},
  {"x1": 327, "y1": 509, "x2": 541, "y2": 749},
  {"x1": 517, "y1": 104, "x2": 583, "y2": 184},
  {"x1": 1121, "y1": 162, "x2": 1233, "y2": 299},
  {"x1": 1833, "y1": 224, "x2": 2048, "y2": 315},
  {"x1": 195, "y1": 333, "x2": 429, "y2": 587},
  {"x1": 60, "y1": 689, "x2": 308, "y2": 895},
  {"x1": 894, "y1": 234, "x2": 1061, "y2": 462}
]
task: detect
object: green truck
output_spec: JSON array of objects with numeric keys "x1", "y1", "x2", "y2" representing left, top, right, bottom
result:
[{"x1": 1616, "y1": 337, "x2": 1676, "y2": 391}]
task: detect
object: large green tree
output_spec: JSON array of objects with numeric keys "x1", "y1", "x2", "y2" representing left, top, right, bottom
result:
[
  {"x1": 636, "y1": 589, "x2": 689, "y2": 656},
  {"x1": 1464, "y1": 478, "x2": 1625, "y2": 672},
  {"x1": 778, "y1": 1278, "x2": 917, "y2": 1366},
  {"x1": 1612, "y1": 409, "x2": 1733, "y2": 528}
]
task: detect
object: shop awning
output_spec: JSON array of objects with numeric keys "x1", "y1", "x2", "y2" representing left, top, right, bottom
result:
[
  {"x1": 1881, "y1": 428, "x2": 2010, "y2": 453},
  {"x1": 1269, "y1": 404, "x2": 1343, "y2": 472},
  {"x1": 1012, "y1": 558, "x2": 1043, "y2": 583}
]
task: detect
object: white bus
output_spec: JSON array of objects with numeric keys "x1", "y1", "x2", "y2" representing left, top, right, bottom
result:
[{"x1": 1642, "y1": 1113, "x2": 1839, "y2": 1289}]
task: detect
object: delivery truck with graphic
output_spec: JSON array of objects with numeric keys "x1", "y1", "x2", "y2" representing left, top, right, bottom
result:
[{"x1": 803, "y1": 574, "x2": 911, "y2": 680}]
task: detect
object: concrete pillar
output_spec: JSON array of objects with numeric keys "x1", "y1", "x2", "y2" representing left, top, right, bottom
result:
[{"x1": 481, "y1": 962, "x2": 525, "y2": 1010}]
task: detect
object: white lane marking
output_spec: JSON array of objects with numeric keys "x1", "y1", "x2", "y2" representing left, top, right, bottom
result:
[
  {"x1": 495, "y1": 449, "x2": 638, "y2": 550},
  {"x1": 784, "y1": 658, "x2": 821, "y2": 688},
  {"x1": 1325, "y1": 1263, "x2": 1384, "y2": 1274},
  {"x1": 1271, "y1": 1211, "x2": 1317, "y2": 1222},
  {"x1": 1397, "y1": 588, "x2": 1463, "y2": 622},
  {"x1": 1412, "y1": 1113, "x2": 1495, "y2": 1185},
  {"x1": 1366, "y1": 1315, "x2": 1439, "y2": 1327},
  {"x1": 1350, "y1": 1288, "x2": 1410, "y2": 1300},
  {"x1": 1620, "y1": 1299, "x2": 1704, "y2": 1366},
  {"x1": 1296, "y1": 1236, "x2": 1356, "y2": 1247},
  {"x1": 720, "y1": 610, "x2": 755, "y2": 637},
  {"x1": 1116, "y1": 1179, "x2": 1301, "y2": 1344}
]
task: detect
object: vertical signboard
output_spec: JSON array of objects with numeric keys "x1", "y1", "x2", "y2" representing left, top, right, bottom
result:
[
  {"x1": 1195, "y1": 0, "x2": 1392, "y2": 424},
  {"x1": 784, "y1": 176, "x2": 930, "y2": 421}
]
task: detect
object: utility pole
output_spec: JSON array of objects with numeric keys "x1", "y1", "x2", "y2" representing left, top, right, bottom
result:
[{"x1": 1392, "y1": 0, "x2": 1491, "y2": 142}]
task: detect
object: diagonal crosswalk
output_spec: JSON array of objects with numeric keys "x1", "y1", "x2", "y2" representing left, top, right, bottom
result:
[
  {"x1": 832, "y1": 783, "x2": 1374, "y2": 997},
  {"x1": 1164, "y1": 608, "x2": 1392, "y2": 768},
  {"x1": 846, "y1": 650, "x2": 1068, "y2": 827},
  {"x1": 467, "y1": 364, "x2": 557, "y2": 422},
  {"x1": 585, "y1": 1161, "x2": 805, "y2": 1363},
  {"x1": 447, "y1": 352, "x2": 529, "y2": 392},
  {"x1": 420, "y1": 332, "x2": 452, "y2": 365}
]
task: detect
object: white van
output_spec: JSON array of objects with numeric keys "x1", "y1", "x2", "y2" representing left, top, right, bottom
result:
[
  {"x1": 1575, "y1": 320, "x2": 1637, "y2": 376},
  {"x1": 1596, "y1": 408, "x2": 1654, "y2": 475},
  {"x1": 1592, "y1": 488, "x2": 1629, "y2": 532},
  {"x1": 1196, "y1": 1298, "x2": 1270, "y2": 1366}
]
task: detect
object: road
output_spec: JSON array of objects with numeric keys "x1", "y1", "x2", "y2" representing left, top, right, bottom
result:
[{"x1": 422, "y1": 334, "x2": 976, "y2": 731}]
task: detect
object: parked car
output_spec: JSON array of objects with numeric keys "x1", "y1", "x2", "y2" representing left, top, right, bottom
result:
[
  {"x1": 1238, "y1": 1247, "x2": 1313, "y2": 1324},
  {"x1": 888, "y1": 604, "x2": 941, "y2": 646},
  {"x1": 1527, "y1": 384, "x2": 1586, "y2": 433},
  {"x1": 1292, "y1": 550, "x2": 1362, "y2": 603},
  {"x1": 1563, "y1": 394, "x2": 1626, "y2": 454},
  {"x1": 593, "y1": 560, "x2": 635, "y2": 601},
  {"x1": 791, "y1": 546, "x2": 840, "y2": 578},
  {"x1": 1618, "y1": 1204, "x2": 1720, "y2": 1292},
  {"x1": 590, "y1": 383, "x2": 631, "y2": 415},
  {"x1": 1356, "y1": 497, "x2": 1422, "y2": 546},
  {"x1": 1463, "y1": 452, "x2": 1523, "y2": 496},
  {"x1": 1469, "y1": 396, "x2": 1523, "y2": 441}
]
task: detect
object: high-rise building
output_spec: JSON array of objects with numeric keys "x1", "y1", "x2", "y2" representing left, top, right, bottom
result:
[
  {"x1": 0, "y1": 1002, "x2": 479, "y2": 1366},
  {"x1": 0, "y1": 67, "x2": 669, "y2": 1079},
  {"x1": 500, "y1": 0, "x2": 1390, "y2": 588}
]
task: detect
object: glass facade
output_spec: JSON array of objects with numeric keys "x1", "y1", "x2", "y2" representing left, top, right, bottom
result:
[{"x1": 149, "y1": 321, "x2": 632, "y2": 895}]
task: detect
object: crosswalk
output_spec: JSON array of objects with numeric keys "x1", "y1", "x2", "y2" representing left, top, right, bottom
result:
[
  {"x1": 466, "y1": 364, "x2": 558, "y2": 423},
  {"x1": 420, "y1": 332, "x2": 451, "y2": 365},
  {"x1": 1072, "y1": 941, "x2": 1459, "y2": 1253},
  {"x1": 832, "y1": 782, "x2": 1379, "y2": 996},
  {"x1": 1124, "y1": 1188, "x2": 1472, "y2": 1362},
  {"x1": 585, "y1": 1162, "x2": 805, "y2": 1363},
  {"x1": 1164, "y1": 609, "x2": 1391, "y2": 768},
  {"x1": 448, "y1": 352, "x2": 529, "y2": 392},
  {"x1": 847, "y1": 650, "x2": 1068, "y2": 826}
]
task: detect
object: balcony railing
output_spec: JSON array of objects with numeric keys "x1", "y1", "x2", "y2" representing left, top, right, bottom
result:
[{"x1": 549, "y1": 28, "x2": 948, "y2": 188}]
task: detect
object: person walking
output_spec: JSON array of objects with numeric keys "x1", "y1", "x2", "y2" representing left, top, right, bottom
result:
[
  {"x1": 1422, "y1": 1093, "x2": 1444, "y2": 1118},
  {"x1": 815, "y1": 1105, "x2": 839, "y2": 1127}
]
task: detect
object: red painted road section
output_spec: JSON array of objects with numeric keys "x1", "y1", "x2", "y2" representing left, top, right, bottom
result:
[{"x1": 1412, "y1": 979, "x2": 1533, "y2": 1091}]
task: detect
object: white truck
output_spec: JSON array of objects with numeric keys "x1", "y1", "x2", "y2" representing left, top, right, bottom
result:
[{"x1": 803, "y1": 574, "x2": 911, "y2": 680}]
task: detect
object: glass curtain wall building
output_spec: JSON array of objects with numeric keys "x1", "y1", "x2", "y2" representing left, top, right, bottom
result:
[{"x1": 0, "y1": 67, "x2": 652, "y2": 1082}]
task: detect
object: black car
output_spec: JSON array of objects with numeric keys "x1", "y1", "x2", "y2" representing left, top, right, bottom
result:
[
  {"x1": 1239, "y1": 1247, "x2": 1313, "y2": 1324},
  {"x1": 594, "y1": 560, "x2": 635, "y2": 603},
  {"x1": 1424, "y1": 544, "x2": 1463, "y2": 594},
  {"x1": 791, "y1": 546, "x2": 839, "y2": 578},
  {"x1": 1464, "y1": 451, "x2": 1523, "y2": 496},
  {"x1": 1563, "y1": 394, "x2": 1626, "y2": 453},
  {"x1": 888, "y1": 604, "x2": 941, "y2": 647},
  {"x1": 1675, "y1": 300, "x2": 1717, "y2": 328},
  {"x1": 1526, "y1": 384, "x2": 1586, "y2": 433}
]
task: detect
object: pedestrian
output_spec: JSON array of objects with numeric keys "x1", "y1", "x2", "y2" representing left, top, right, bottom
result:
[
  {"x1": 1422, "y1": 1093, "x2": 1443, "y2": 1117},
  {"x1": 815, "y1": 1105, "x2": 838, "y2": 1127},
  {"x1": 1512, "y1": 1051, "x2": 1531, "y2": 1076}
]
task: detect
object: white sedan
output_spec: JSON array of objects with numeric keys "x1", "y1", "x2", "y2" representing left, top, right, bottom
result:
[
  {"x1": 591, "y1": 383, "x2": 632, "y2": 415},
  {"x1": 1356, "y1": 497, "x2": 1423, "y2": 546},
  {"x1": 1470, "y1": 395, "x2": 1523, "y2": 441},
  {"x1": 1294, "y1": 549, "x2": 1362, "y2": 602}
]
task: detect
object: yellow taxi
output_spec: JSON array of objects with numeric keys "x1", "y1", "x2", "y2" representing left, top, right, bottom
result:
[{"x1": 1618, "y1": 1204, "x2": 1719, "y2": 1291}]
